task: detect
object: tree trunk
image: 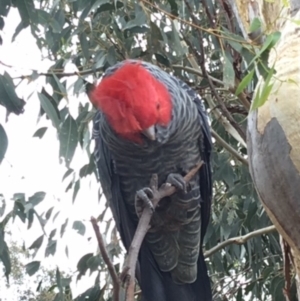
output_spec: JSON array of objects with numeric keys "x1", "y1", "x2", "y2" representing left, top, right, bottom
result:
[{"x1": 231, "y1": 0, "x2": 300, "y2": 298}]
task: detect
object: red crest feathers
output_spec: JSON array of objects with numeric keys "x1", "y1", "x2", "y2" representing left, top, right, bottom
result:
[{"x1": 90, "y1": 62, "x2": 172, "y2": 141}]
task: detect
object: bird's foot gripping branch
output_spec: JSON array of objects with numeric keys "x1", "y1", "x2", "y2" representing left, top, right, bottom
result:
[
  {"x1": 135, "y1": 187, "x2": 155, "y2": 218},
  {"x1": 91, "y1": 162, "x2": 203, "y2": 301}
]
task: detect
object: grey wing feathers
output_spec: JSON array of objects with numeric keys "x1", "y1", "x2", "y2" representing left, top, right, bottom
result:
[
  {"x1": 176, "y1": 78, "x2": 213, "y2": 239},
  {"x1": 93, "y1": 112, "x2": 164, "y2": 294},
  {"x1": 93, "y1": 112, "x2": 136, "y2": 251}
]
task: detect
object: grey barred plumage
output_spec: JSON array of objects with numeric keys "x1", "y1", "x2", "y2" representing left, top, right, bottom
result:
[{"x1": 93, "y1": 60, "x2": 212, "y2": 301}]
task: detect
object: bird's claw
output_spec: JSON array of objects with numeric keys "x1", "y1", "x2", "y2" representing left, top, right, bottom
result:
[
  {"x1": 135, "y1": 187, "x2": 154, "y2": 218},
  {"x1": 166, "y1": 173, "x2": 188, "y2": 193}
]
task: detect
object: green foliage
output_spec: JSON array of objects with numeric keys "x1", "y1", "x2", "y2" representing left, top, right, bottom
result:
[
  {"x1": 72, "y1": 220, "x2": 86, "y2": 236},
  {"x1": 0, "y1": 240, "x2": 59, "y2": 301},
  {"x1": 251, "y1": 66, "x2": 275, "y2": 111},
  {"x1": 235, "y1": 69, "x2": 255, "y2": 96},
  {"x1": 0, "y1": 72, "x2": 25, "y2": 115},
  {"x1": 0, "y1": 228, "x2": 11, "y2": 280},
  {"x1": 0, "y1": 0, "x2": 287, "y2": 300},
  {"x1": 25, "y1": 260, "x2": 41, "y2": 276},
  {"x1": 59, "y1": 115, "x2": 78, "y2": 167},
  {"x1": 249, "y1": 17, "x2": 262, "y2": 33},
  {"x1": 0, "y1": 124, "x2": 8, "y2": 163}
]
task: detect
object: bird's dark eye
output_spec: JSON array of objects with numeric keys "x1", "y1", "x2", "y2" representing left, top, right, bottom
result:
[{"x1": 156, "y1": 103, "x2": 160, "y2": 110}]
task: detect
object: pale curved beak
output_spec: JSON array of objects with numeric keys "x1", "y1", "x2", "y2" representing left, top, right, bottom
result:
[{"x1": 142, "y1": 125, "x2": 156, "y2": 140}]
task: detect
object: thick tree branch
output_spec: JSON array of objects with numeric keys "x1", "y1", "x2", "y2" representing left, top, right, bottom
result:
[
  {"x1": 91, "y1": 217, "x2": 120, "y2": 301},
  {"x1": 204, "y1": 225, "x2": 277, "y2": 257},
  {"x1": 121, "y1": 162, "x2": 203, "y2": 301},
  {"x1": 211, "y1": 129, "x2": 248, "y2": 166}
]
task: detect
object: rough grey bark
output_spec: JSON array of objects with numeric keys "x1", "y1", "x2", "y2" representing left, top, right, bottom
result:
[{"x1": 247, "y1": 115, "x2": 300, "y2": 252}]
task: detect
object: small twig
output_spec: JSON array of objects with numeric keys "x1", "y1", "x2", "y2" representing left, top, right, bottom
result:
[
  {"x1": 281, "y1": 237, "x2": 293, "y2": 301},
  {"x1": 9, "y1": 65, "x2": 105, "y2": 80},
  {"x1": 91, "y1": 217, "x2": 120, "y2": 301},
  {"x1": 172, "y1": 64, "x2": 225, "y2": 86},
  {"x1": 204, "y1": 225, "x2": 277, "y2": 257},
  {"x1": 0, "y1": 60, "x2": 13, "y2": 68},
  {"x1": 211, "y1": 129, "x2": 248, "y2": 166},
  {"x1": 229, "y1": 86, "x2": 251, "y2": 111},
  {"x1": 200, "y1": 0, "x2": 216, "y2": 29},
  {"x1": 121, "y1": 162, "x2": 204, "y2": 301},
  {"x1": 206, "y1": 95, "x2": 246, "y2": 147},
  {"x1": 106, "y1": 33, "x2": 127, "y2": 60}
]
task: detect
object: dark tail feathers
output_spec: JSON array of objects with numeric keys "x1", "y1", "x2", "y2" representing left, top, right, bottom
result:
[{"x1": 139, "y1": 246, "x2": 212, "y2": 301}]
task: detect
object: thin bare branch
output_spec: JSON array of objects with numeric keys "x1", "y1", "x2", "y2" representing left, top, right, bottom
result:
[
  {"x1": 204, "y1": 225, "x2": 277, "y2": 257},
  {"x1": 281, "y1": 237, "x2": 293, "y2": 301},
  {"x1": 0, "y1": 60, "x2": 13, "y2": 68},
  {"x1": 17, "y1": 67, "x2": 102, "y2": 79},
  {"x1": 91, "y1": 217, "x2": 120, "y2": 301},
  {"x1": 229, "y1": 85, "x2": 251, "y2": 111},
  {"x1": 172, "y1": 64, "x2": 225, "y2": 86},
  {"x1": 211, "y1": 129, "x2": 248, "y2": 166},
  {"x1": 206, "y1": 95, "x2": 246, "y2": 147},
  {"x1": 200, "y1": 0, "x2": 216, "y2": 29}
]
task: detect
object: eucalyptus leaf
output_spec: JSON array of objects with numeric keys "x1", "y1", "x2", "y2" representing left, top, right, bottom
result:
[
  {"x1": 25, "y1": 261, "x2": 40, "y2": 276},
  {"x1": 249, "y1": 17, "x2": 262, "y2": 33},
  {"x1": 251, "y1": 67, "x2": 275, "y2": 110},
  {"x1": 72, "y1": 180, "x2": 80, "y2": 203},
  {"x1": 60, "y1": 218, "x2": 69, "y2": 238},
  {"x1": 49, "y1": 18, "x2": 62, "y2": 33},
  {"x1": 123, "y1": 10, "x2": 148, "y2": 30},
  {"x1": 0, "y1": 230, "x2": 11, "y2": 280},
  {"x1": 223, "y1": 53, "x2": 235, "y2": 88},
  {"x1": 0, "y1": 72, "x2": 26, "y2": 115},
  {"x1": 33, "y1": 127, "x2": 47, "y2": 139},
  {"x1": 62, "y1": 168, "x2": 74, "y2": 181},
  {"x1": 235, "y1": 69, "x2": 255, "y2": 95},
  {"x1": 77, "y1": 253, "x2": 93, "y2": 280},
  {"x1": 38, "y1": 93, "x2": 60, "y2": 129},
  {"x1": 28, "y1": 191, "x2": 46, "y2": 207},
  {"x1": 0, "y1": 124, "x2": 8, "y2": 163},
  {"x1": 59, "y1": 114, "x2": 78, "y2": 167},
  {"x1": 0, "y1": 195, "x2": 5, "y2": 218},
  {"x1": 72, "y1": 220, "x2": 86, "y2": 236},
  {"x1": 45, "y1": 239, "x2": 57, "y2": 257},
  {"x1": 80, "y1": 33, "x2": 90, "y2": 60},
  {"x1": 45, "y1": 207, "x2": 54, "y2": 220},
  {"x1": 28, "y1": 235, "x2": 44, "y2": 250},
  {"x1": 51, "y1": 73, "x2": 68, "y2": 101},
  {"x1": 14, "y1": 0, "x2": 38, "y2": 26}
]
